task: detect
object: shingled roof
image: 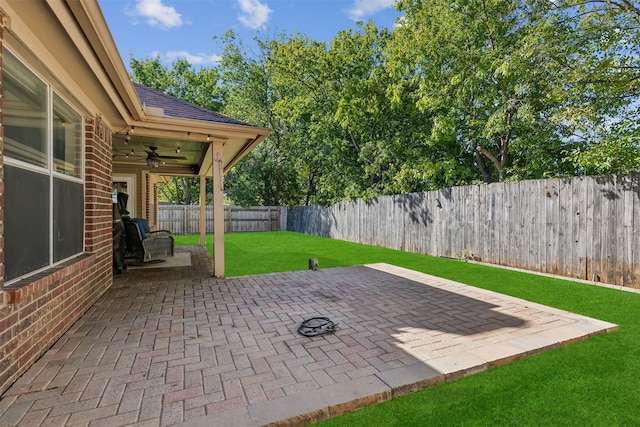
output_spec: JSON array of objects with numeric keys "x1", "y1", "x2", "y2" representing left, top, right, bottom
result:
[{"x1": 133, "y1": 82, "x2": 252, "y2": 127}]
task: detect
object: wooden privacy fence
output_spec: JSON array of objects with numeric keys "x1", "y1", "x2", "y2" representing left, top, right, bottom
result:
[
  {"x1": 288, "y1": 174, "x2": 640, "y2": 289},
  {"x1": 158, "y1": 205, "x2": 287, "y2": 234}
]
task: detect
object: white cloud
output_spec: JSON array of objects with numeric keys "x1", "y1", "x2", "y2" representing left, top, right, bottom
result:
[
  {"x1": 154, "y1": 50, "x2": 222, "y2": 65},
  {"x1": 347, "y1": 0, "x2": 396, "y2": 20},
  {"x1": 394, "y1": 15, "x2": 407, "y2": 28},
  {"x1": 130, "y1": 0, "x2": 183, "y2": 29},
  {"x1": 237, "y1": 0, "x2": 272, "y2": 30}
]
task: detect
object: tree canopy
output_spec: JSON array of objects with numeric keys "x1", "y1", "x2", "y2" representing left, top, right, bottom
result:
[{"x1": 130, "y1": 0, "x2": 640, "y2": 206}]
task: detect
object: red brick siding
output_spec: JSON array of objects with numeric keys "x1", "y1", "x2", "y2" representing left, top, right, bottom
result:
[
  {"x1": 154, "y1": 184, "x2": 159, "y2": 226},
  {"x1": 144, "y1": 172, "x2": 159, "y2": 225}
]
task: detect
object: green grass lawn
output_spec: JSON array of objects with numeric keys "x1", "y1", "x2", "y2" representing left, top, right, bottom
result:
[{"x1": 175, "y1": 231, "x2": 640, "y2": 426}]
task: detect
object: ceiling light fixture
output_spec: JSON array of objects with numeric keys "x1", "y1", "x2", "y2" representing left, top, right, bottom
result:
[
  {"x1": 124, "y1": 126, "x2": 135, "y2": 144},
  {"x1": 146, "y1": 157, "x2": 160, "y2": 168}
]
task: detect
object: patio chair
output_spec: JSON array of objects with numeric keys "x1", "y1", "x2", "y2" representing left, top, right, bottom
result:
[
  {"x1": 130, "y1": 217, "x2": 172, "y2": 239},
  {"x1": 124, "y1": 218, "x2": 174, "y2": 263}
]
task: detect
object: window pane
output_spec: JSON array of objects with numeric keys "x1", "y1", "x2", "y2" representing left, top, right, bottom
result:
[
  {"x1": 53, "y1": 93, "x2": 82, "y2": 177},
  {"x1": 3, "y1": 49, "x2": 48, "y2": 167},
  {"x1": 4, "y1": 165, "x2": 50, "y2": 281},
  {"x1": 53, "y1": 178, "x2": 84, "y2": 261}
]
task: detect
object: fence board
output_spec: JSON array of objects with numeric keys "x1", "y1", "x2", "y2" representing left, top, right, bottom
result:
[
  {"x1": 522, "y1": 180, "x2": 531, "y2": 268},
  {"x1": 632, "y1": 175, "x2": 640, "y2": 286},
  {"x1": 585, "y1": 178, "x2": 596, "y2": 281},
  {"x1": 575, "y1": 177, "x2": 585, "y2": 279},
  {"x1": 558, "y1": 179, "x2": 570, "y2": 277},
  {"x1": 620, "y1": 175, "x2": 631, "y2": 285},
  {"x1": 470, "y1": 185, "x2": 481, "y2": 262},
  {"x1": 514, "y1": 181, "x2": 525, "y2": 269},
  {"x1": 287, "y1": 173, "x2": 640, "y2": 289},
  {"x1": 613, "y1": 176, "x2": 625, "y2": 285},
  {"x1": 543, "y1": 180, "x2": 555, "y2": 274}
]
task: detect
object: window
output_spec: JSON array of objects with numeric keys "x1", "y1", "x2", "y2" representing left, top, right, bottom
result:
[
  {"x1": 53, "y1": 93, "x2": 83, "y2": 177},
  {"x1": 3, "y1": 49, "x2": 48, "y2": 167},
  {"x1": 3, "y1": 49, "x2": 85, "y2": 283}
]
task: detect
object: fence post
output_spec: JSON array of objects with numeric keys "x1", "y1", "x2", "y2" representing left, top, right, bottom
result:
[
  {"x1": 280, "y1": 207, "x2": 287, "y2": 231},
  {"x1": 183, "y1": 205, "x2": 188, "y2": 235}
]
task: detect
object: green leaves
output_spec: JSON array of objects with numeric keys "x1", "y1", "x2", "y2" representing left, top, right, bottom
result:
[
  {"x1": 158, "y1": 177, "x2": 210, "y2": 205},
  {"x1": 565, "y1": 120, "x2": 640, "y2": 175}
]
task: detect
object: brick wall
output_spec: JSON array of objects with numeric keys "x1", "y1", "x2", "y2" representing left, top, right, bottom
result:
[
  {"x1": 0, "y1": 113, "x2": 113, "y2": 395},
  {"x1": 145, "y1": 172, "x2": 150, "y2": 219},
  {"x1": 144, "y1": 173, "x2": 160, "y2": 227}
]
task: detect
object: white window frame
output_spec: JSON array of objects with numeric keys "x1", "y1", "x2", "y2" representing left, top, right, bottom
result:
[{"x1": 3, "y1": 48, "x2": 85, "y2": 285}]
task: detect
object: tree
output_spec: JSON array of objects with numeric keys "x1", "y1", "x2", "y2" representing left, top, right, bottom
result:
[
  {"x1": 565, "y1": 120, "x2": 640, "y2": 175},
  {"x1": 158, "y1": 177, "x2": 212, "y2": 205},
  {"x1": 542, "y1": 0, "x2": 640, "y2": 174},
  {"x1": 130, "y1": 56, "x2": 223, "y2": 112},
  {"x1": 266, "y1": 23, "x2": 443, "y2": 203},
  {"x1": 389, "y1": 0, "x2": 578, "y2": 184},
  {"x1": 216, "y1": 31, "x2": 302, "y2": 206}
]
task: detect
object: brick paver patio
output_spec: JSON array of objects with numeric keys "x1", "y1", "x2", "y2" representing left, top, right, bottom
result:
[{"x1": 0, "y1": 246, "x2": 617, "y2": 426}]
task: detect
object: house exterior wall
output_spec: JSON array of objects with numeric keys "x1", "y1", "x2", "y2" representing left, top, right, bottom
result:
[{"x1": 0, "y1": 12, "x2": 114, "y2": 394}]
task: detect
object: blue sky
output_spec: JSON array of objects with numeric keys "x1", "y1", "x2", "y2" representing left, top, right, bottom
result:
[{"x1": 98, "y1": 0, "x2": 400, "y2": 68}]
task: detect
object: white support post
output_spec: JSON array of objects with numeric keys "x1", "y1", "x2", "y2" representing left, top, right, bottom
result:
[
  {"x1": 199, "y1": 174, "x2": 206, "y2": 247},
  {"x1": 212, "y1": 141, "x2": 225, "y2": 277}
]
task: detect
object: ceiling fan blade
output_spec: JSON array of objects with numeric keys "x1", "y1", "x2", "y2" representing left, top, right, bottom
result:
[
  {"x1": 156, "y1": 155, "x2": 188, "y2": 160},
  {"x1": 113, "y1": 156, "x2": 147, "y2": 161},
  {"x1": 144, "y1": 146, "x2": 188, "y2": 161}
]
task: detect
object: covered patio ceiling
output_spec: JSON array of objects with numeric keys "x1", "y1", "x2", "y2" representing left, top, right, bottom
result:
[
  {"x1": 111, "y1": 83, "x2": 270, "y2": 179},
  {"x1": 110, "y1": 108, "x2": 269, "y2": 180}
]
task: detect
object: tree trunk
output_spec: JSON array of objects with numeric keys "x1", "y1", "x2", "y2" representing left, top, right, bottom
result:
[{"x1": 474, "y1": 144, "x2": 492, "y2": 183}]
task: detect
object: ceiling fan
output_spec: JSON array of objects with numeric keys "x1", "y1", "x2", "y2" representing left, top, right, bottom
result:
[
  {"x1": 144, "y1": 146, "x2": 187, "y2": 168},
  {"x1": 113, "y1": 146, "x2": 188, "y2": 167}
]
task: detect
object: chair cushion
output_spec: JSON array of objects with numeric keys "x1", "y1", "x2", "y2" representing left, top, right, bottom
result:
[{"x1": 131, "y1": 218, "x2": 150, "y2": 239}]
